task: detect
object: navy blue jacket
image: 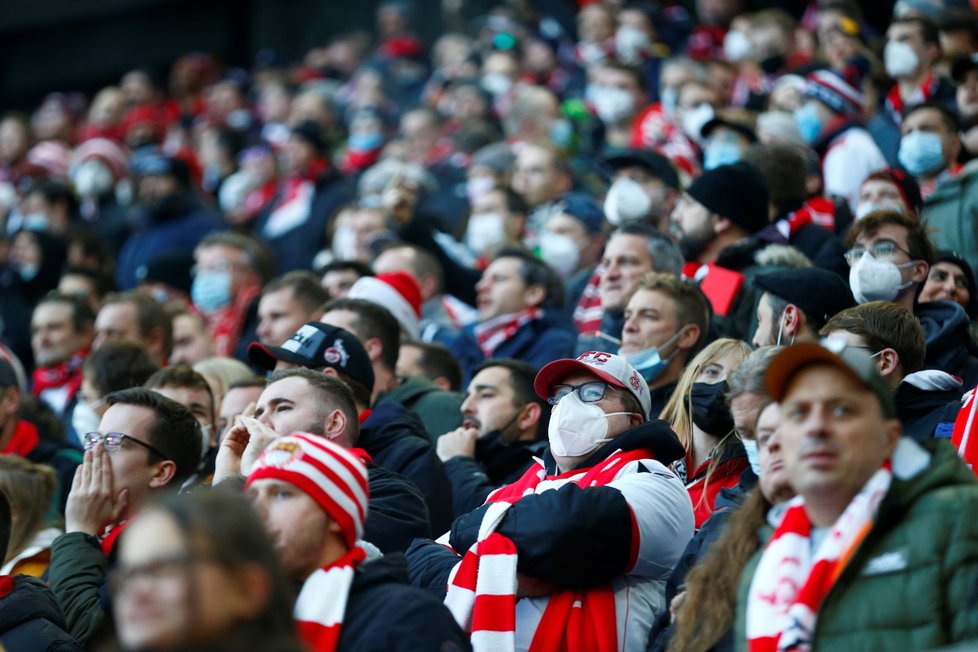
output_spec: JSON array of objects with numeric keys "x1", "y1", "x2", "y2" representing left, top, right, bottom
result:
[
  {"x1": 360, "y1": 399, "x2": 454, "y2": 535},
  {"x1": 0, "y1": 575, "x2": 80, "y2": 652},
  {"x1": 451, "y1": 313, "x2": 576, "y2": 385},
  {"x1": 337, "y1": 553, "x2": 470, "y2": 651}
]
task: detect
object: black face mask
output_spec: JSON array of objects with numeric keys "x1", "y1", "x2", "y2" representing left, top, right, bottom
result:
[
  {"x1": 689, "y1": 381, "x2": 734, "y2": 436},
  {"x1": 759, "y1": 53, "x2": 786, "y2": 75}
]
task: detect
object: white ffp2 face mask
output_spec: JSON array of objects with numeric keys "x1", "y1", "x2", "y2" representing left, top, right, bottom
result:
[
  {"x1": 849, "y1": 253, "x2": 914, "y2": 304},
  {"x1": 604, "y1": 176, "x2": 652, "y2": 226},
  {"x1": 548, "y1": 392, "x2": 631, "y2": 457}
]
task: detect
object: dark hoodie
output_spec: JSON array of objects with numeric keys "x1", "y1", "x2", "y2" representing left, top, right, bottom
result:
[
  {"x1": 917, "y1": 300, "x2": 978, "y2": 389},
  {"x1": 895, "y1": 370, "x2": 964, "y2": 442},
  {"x1": 0, "y1": 575, "x2": 80, "y2": 651},
  {"x1": 360, "y1": 398, "x2": 454, "y2": 534},
  {"x1": 336, "y1": 553, "x2": 470, "y2": 651}
]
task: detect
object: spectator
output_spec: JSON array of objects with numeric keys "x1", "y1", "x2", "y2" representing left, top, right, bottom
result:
[
  {"x1": 0, "y1": 456, "x2": 60, "y2": 577},
  {"x1": 92, "y1": 290, "x2": 172, "y2": 365},
  {"x1": 602, "y1": 149, "x2": 681, "y2": 234},
  {"x1": 115, "y1": 153, "x2": 220, "y2": 290},
  {"x1": 256, "y1": 270, "x2": 329, "y2": 347},
  {"x1": 450, "y1": 247, "x2": 574, "y2": 383},
  {"x1": 435, "y1": 358, "x2": 549, "y2": 517},
  {"x1": 216, "y1": 376, "x2": 266, "y2": 441},
  {"x1": 192, "y1": 356, "x2": 254, "y2": 416},
  {"x1": 510, "y1": 142, "x2": 573, "y2": 232},
  {"x1": 619, "y1": 272, "x2": 710, "y2": 417},
  {"x1": 902, "y1": 102, "x2": 978, "y2": 271},
  {"x1": 168, "y1": 309, "x2": 215, "y2": 365},
  {"x1": 245, "y1": 433, "x2": 469, "y2": 650},
  {"x1": 29, "y1": 293, "x2": 93, "y2": 417},
  {"x1": 0, "y1": 489, "x2": 80, "y2": 651},
  {"x1": 112, "y1": 491, "x2": 303, "y2": 652},
  {"x1": 48, "y1": 388, "x2": 201, "y2": 645},
  {"x1": 918, "y1": 250, "x2": 978, "y2": 321},
  {"x1": 407, "y1": 351, "x2": 694, "y2": 649},
  {"x1": 396, "y1": 340, "x2": 462, "y2": 393},
  {"x1": 192, "y1": 231, "x2": 270, "y2": 361},
  {"x1": 854, "y1": 167, "x2": 923, "y2": 220},
  {"x1": 318, "y1": 259, "x2": 373, "y2": 300},
  {"x1": 751, "y1": 267, "x2": 855, "y2": 349},
  {"x1": 741, "y1": 341, "x2": 978, "y2": 649},
  {"x1": 214, "y1": 366, "x2": 431, "y2": 554}
]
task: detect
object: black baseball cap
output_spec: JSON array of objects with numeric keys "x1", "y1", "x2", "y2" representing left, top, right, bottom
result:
[
  {"x1": 248, "y1": 322, "x2": 375, "y2": 390},
  {"x1": 603, "y1": 149, "x2": 680, "y2": 190},
  {"x1": 754, "y1": 268, "x2": 855, "y2": 326}
]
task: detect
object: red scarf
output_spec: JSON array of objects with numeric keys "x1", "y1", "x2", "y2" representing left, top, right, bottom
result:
[
  {"x1": 746, "y1": 462, "x2": 892, "y2": 651},
  {"x1": 31, "y1": 350, "x2": 87, "y2": 401},
  {"x1": 100, "y1": 520, "x2": 130, "y2": 556},
  {"x1": 295, "y1": 546, "x2": 367, "y2": 652},
  {"x1": 2, "y1": 420, "x2": 40, "y2": 457},
  {"x1": 207, "y1": 284, "x2": 261, "y2": 358},
  {"x1": 473, "y1": 309, "x2": 540, "y2": 358},
  {"x1": 444, "y1": 447, "x2": 653, "y2": 652},
  {"x1": 262, "y1": 159, "x2": 330, "y2": 239},
  {"x1": 572, "y1": 270, "x2": 603, "y2": 335},
  {"x1": 953, "y1": 385, "x2": 978, "y2": 476},
  {"x1": 884, "y1": 74, "x2": 937, "y2": 124}
]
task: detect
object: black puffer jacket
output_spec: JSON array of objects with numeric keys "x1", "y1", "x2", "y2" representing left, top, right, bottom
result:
[
  {"x1": 360, "y1": 398, "x2": 454, "y2": 534},
  {"x1": 0, "y1": 575, "x2": 81, "y2": 651},
  {"x1": 337, "y1": 553, "x2": 471, "y2": 652}
]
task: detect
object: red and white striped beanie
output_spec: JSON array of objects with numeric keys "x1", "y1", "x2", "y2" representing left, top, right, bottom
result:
[
  {"x1": 805, "y1": 68, "x2": 864, "y2": 117},
  {"x1": 246, "y1": 433, "x2": 369, "y2": 548}
]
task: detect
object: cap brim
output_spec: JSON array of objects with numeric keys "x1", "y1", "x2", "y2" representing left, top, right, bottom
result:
[
  {"x1": 534, "y1": 359, "x2": 628, "y2": 402},
  {"x1": 764, "y1": 342, "x2": 863, "y2": 403},
  {"x1": 247, "y1": 341, "x2": 311, "y2": 371}
]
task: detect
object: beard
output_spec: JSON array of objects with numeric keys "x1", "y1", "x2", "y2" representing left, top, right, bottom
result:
[{"x1": 677, "y1": 223, "x2": 715, "y2": 262}]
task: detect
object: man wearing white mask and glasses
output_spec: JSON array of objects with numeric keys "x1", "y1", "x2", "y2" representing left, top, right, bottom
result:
[{"x1": 407, "y1": 351, "x2": 693, "y2": 651}]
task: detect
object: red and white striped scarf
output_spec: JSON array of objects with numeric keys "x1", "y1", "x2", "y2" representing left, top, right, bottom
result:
[
  {"x1": 473, "y1": 308, "x2": 540, "y2": 358},
  {"x1": 444, "y1": 448, "x2": 653, "y2": 652},
  {"x1": 572, "y1": 270, "x2": 603, "y2": 335},
  {"x1": 295, "y1": 545, "x2": 366, "y2": 652},
  {"x1": 953, "y1": 385, "x2": 978, "y2": 476},
  {"x1": 746, "y1": 461, "x2": 892, "y2": 652}
]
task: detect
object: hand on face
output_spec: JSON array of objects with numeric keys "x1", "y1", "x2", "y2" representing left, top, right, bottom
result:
[
  {"x1": 65, "y1": 443, "x2": 129, "y2": 535},
  {"x1": 435, "y1": 426, "x2": 479, "y2": 461}
]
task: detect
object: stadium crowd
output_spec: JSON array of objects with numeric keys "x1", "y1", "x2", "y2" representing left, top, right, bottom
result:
[{"x1": 0, "y1": 0, "x2": 977, "y2": 649}]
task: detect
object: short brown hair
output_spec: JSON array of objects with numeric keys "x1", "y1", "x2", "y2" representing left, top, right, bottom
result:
[
  {"x1": 262, "y1": 271, "x2": 329, "y2": 314},
  {"x1": 266, "y1": 368, "x2": 360, "y2": 444},
  {"x1": 101, "y1": 290, "x2": 173, "y2": 357},
  {"x1": 819, "y1": 301, "x2": 926, "y2": 374},
  {"x1": 637, "y1": 272, "x2": 710, "y2": 354},
  {"x1": 844, "y1": 210, "x2": 937, "y2": 265}
]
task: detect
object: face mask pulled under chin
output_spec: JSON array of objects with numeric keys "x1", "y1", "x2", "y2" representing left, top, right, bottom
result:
[
  {"x1": 848, "y1": 253, "x2": 915, "y2": 304},
  {"x1": 548, "y1": 392, "x2": 632, "y2": 458},
  {"x1": 621, "y1": 328, "x2": 686, "y2": 383}
]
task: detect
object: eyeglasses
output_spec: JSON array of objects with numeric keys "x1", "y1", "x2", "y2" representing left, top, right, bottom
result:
[
  {"x1": 84, "y1": 432, "x2": 167, "y2": 459},
  {"x1": 108, "y1": 553, "x2": 210, "y2": 595},
  {"x1": 843, "y1": 240, "x2": 913, "y2": 266},
  {"x1": 547, "y1": 381, "x2": 622, "y2": 405}
]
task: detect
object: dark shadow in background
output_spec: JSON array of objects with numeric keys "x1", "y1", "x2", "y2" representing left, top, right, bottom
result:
[{"x1": 0, "y1": 0, "x2": 443, "y2": 112}]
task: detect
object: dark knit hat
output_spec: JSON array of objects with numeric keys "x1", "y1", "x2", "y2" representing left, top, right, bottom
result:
[
  {"x1": 551, "y1": 192, "x2": 606, "y2": 234},
  {"x1": 805, "y1": 64, "x2": 866, "y2": 117},
  {"x1": 685, "y1": 162, "x2": 770, "y2": 234},
  {"x1": 603, "y1": 149, "x2": 680, "y2": 190},
  {"x1": 291, "y1": 120, "x2": 328, "y2": 155},
  {"x1": 137, "y1": 251, "x2": 195, "y2": 294}
]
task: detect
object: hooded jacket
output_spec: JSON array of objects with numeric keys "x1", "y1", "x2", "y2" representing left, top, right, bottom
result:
[
  {"x1": 0, "y1": 575, "x2": 80, "y2": 651},
  {"x1": 896, "y1": 370, "x2": 964, "y2": 441},
  {"x1": 922, "y1": 161, "x2": 978, "y2": 273},
  {"x1": 384, "y1": 374, "x2": 465, "y2": 441},
  {"x1": 735, "y1": 438, "x2": 978, "y2": 650},
  {"x1": 360, "y1": 398, "x2": 454, "y2": 534},
  {"x1": 917, "y1": 299, "x2": 978, "y2": 389}
]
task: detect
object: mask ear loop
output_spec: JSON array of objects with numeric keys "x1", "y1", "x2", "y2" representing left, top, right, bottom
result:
[{"x1": 659, "y1": 325, "x2": 690, "y2": 363}]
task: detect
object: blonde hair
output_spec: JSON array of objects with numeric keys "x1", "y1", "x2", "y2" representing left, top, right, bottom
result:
[
  {"x1": 0, "y1": 456, "x2": 57, "y2": 563},
  {"x1": 659, "y1": 338, "x2": 752, "y2": 450},
  {"x1": 193, "y1": 356, "x2": 254, "y2": 408}
]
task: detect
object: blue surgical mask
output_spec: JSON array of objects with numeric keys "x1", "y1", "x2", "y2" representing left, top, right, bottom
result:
[
  {"x1": 620, "y1": 328, "x2": 686, "y2": 383},
  {"x1": 191, "y1": 271, "x2": 233, "y2": 314},
  {"x1": 660, "y1": 88, "x2": 678, "y2": 117},
  {"x1": 348, "y1": 132, "x2": 384, "y2": 152},
  {"x1": 794, "y1": 103, "x2": 823, "y2": 144},
  {"x1": 741, "y1": 439, "x2": 761, "y2": 475},
  {"x1": 549, "y1": 119, "x2": 574, "y2": 148},
  {"x1": 898, "y1": 130, "x2": 945, "y2": 177},
  {"x1": 703, "y1": 141, "x2": 742, "y2": 170}
]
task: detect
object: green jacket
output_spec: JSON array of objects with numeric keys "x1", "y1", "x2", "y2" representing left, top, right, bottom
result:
[
  {"x1": 736, "y1": 439, "x2": 978, "y2": 651},
  {"x1": 922, "y1": 162, "x2": 978, "y2": 273},
  {"x1": 47, "y1": 532, "x2": 110, "y2": 645},
  {"x1": 385, "y1": 375, "x2": 464, "y2": 441}
]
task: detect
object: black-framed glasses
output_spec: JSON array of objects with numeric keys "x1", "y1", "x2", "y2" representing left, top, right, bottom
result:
[
  {"x1": 84, "y1": 432, "x2": 167, "y2": 459},
  {"x1": 547, "y1": 381, "x2": 621, "y2": 405},
  {"x1": 107, "y1": 553, "x2": 202, "y2": 595},
  {"x1": 843, "y1": 240, "x2": 913, "y2": 266}
]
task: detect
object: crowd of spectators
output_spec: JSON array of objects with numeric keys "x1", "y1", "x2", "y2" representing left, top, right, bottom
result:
[{"x1": 0, "y1": 0, "x2": 977, "y2": 649}]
